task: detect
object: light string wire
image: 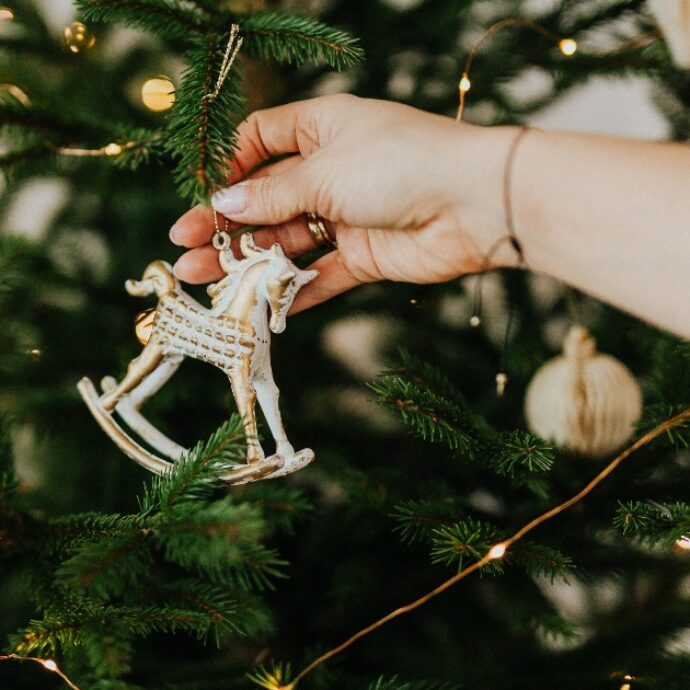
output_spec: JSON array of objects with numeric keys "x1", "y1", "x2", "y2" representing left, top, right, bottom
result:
[
  {"x1": 281, "y1": 406, "x2": 690, "y2": 690},
  {"x1": 0, "y1": 654, "x2": 81, "y2": 690}
]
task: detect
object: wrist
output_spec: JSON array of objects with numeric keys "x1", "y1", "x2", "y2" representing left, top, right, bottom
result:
[{"x1": 445, "y1": 122, "x2": 528, "y2": 271}]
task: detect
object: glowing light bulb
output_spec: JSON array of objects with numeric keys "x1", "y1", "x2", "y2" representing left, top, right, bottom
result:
[
  {"x1": 459, "y1": 74, "x2": 472, "y2": 93},
  {"x1": 495, "y1": 372, "x2": 509, "y2": 396},
  {"x1": 488, "y1": 543, "x2": 507, "y2": 560},
  {"x1": 42, "y1": 659, "x2": 58, "y2": 672},
  {"x1": 0, "y1": 7, "x2": 14, "y2": 20},
  {"x1": 25, "y1": 348, "x2": 42, "y2": 359},
  {"x1": 141, "y1": 77, "x2": 175, "y2": 112},
  {"x1": 676, "y1": 536, "x2": 690, "y2": 550},
  {"x1": 470, "y1": 315, "x2": 481, "y2": 327},
  {"x1": 64, "y1": 22, "x2": 96, "y2": 54},
  {"x1": 559, "y1": 38, "x2": 577, "y2": 56},
  {"x1": 104, "y1": 142, "x2": 123, "y2": 156}
]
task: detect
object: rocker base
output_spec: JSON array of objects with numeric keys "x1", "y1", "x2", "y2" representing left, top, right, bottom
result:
[{"x1": 78, "y1": 376, "x2": 313, "y2": 485}]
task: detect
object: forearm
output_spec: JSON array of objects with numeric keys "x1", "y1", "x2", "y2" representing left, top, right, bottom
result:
[{"x1": 467, "y1": 126, "x2": 690, "y2": 338}]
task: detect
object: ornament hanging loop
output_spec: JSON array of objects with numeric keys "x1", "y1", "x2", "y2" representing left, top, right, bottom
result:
[
  {"x1": 212, "y1": 230, "x2": 231, "y2": 251},
  {"x1": 205, "y1": 24, "x2": 243, "y2": 102}
]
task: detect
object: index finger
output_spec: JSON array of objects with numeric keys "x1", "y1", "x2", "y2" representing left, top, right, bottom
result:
[{"x1": 228, "y1": 98, "x2": 321, "y2": 183}]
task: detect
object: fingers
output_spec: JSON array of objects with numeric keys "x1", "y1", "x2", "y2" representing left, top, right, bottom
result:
[
  {"x1": 171, "y1": 156, "x2": 304, "y2": 249},
  {"x1": 172, "y1": 244, "x2": 224, "y2": 284},
  {"x1": 227, "y1": 98, "x2": 323, "y2": 183},
  {"x1": 212, "y1": 159, "x2": 316, "y2": 227},
  {"x1": 289, "y1": 250, "x2": 362, "y2": 315}
]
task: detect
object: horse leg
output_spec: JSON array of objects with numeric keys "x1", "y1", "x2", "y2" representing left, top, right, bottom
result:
[
  {"x1": 253, "y1": 372, "x2": 294, "y2": 459},
  {"x1": 101, "y1": 343, "x2": 164, "y2": 411},
  {"x1": 228, "y1": 363, "x2": 264, "y2": 464}
]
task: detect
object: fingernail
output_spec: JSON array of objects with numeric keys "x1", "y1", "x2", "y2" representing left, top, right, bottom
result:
[
  {"x1": 212, "y1": 183, "x2": 248, "y2": 216},
  {"x1": 169, "y1": 224, "x2": 183, "y2": 245},
  {"x1": 172, "y1": 259, "x2": 184, "y2": 279}
]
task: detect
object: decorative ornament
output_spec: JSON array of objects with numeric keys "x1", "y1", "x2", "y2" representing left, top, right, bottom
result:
[
  {"x1": 649, "y1": 0, "x2": 690, "y2": 68},
  {"x1": 64, "y1": 22, "x2": 96, "y2": 54},
  {"x1": 141, "y1": 77, "x2": 176, "y2": 112},
  {"x1": 524, "y1": 325, "x2": 643, "y2": 458},
  {"x1": 78, "y1": 231, "x2": 318, "y2": 485}
]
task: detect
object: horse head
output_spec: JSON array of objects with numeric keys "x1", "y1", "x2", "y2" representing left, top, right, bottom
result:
[
  {"x1": 207, "y1": 233, "x2": 317, "y2": 332},
  {"x1": 258, "y1": 239, "x2": 317, "y2": 334}
]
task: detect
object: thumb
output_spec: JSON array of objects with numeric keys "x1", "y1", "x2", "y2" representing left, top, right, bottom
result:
[{"x1": 211, "y1": 165, "x2": 313, "y2": 225}]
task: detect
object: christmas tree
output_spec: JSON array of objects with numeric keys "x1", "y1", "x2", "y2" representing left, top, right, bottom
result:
[{"x1": 2, "y1": 1, "x2": 690, "y2": 689}]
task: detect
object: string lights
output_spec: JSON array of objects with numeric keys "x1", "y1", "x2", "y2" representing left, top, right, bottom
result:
[
  {"x1": 141, "y1": 77, "x2": 176, "y2": 112},
  {"x1": 0, "y1": 654, "x2": 82, "y2": 690},
  {"x1": 280, "y1": 406, "x2": 690, "y2": 689},
  {"x1": 675, "y1": 536, "x2": 690, "y2": 550}
]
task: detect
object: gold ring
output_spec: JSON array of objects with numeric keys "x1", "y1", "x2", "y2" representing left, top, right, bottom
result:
[{"x1": 306, "y1": 212, "x2": 337, "y2": 249}]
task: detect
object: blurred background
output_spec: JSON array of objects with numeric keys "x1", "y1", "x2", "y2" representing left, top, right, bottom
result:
[{"x1": 2, "y1": 1, "x2": 690, "y2": 689}]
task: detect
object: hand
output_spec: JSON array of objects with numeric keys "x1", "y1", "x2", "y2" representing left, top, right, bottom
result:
[{"x1": 170, "y1": 95, "x2": 516, "y2": 314}]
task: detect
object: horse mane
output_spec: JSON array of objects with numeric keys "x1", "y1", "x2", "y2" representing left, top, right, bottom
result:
[{"x1": 209, "y1": 253, "x2": 272, "y2": 313}]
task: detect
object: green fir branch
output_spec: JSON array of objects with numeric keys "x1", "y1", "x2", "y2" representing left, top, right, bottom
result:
[
  {"x1": 370, "y1": 376, "x2": 480, "y2": 458},
  {"x1": 483, "y1": 431, "x2": 556, "y2": 478},
  {"x1": 141, "y1": 415, "x2": 246, "y2": 512},
  {"x1": 510, "y1": 542, "x2": 573, "y2": 583},
  {"x1": 390, "y1": 498, "x2": 463, "y2": 545},
  {"x1": 75, "y1": 0, "x2": 212, "y2": 39},
  {"x1": 429, "y1": 518, "x2": 503, "y2": 574},
  {"x1": 240, "y1": 12, "x2": 364, "y2": 69},
  {"x1": 166, "y1": 37, "x2": 245, "y2": 201},
  {"x1": 614, "y1": 500, "x2": 690, "y2": 548}
]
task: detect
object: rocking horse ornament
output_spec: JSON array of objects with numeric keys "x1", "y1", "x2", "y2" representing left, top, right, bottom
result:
[{"x1": 78, "y1": 229, "x2": 318, "y2": 485}]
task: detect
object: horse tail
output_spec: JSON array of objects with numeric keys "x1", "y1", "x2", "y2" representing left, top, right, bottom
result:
[{"x1": 126, "y1": 260, "x2": 176, "y2": 298}]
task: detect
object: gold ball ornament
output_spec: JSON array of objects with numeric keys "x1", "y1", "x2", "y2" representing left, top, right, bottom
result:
[
  {"x1": 524, "y1": 325, "x2": 643, "y2": 458},
  {"x1": 141, "y1": 77, "x2": 175, "y2": 112},
  {"x1": 64, "y1": 22, "x2": 96, "y2": 54},
  {"x1": 135, "y1": 308, "x2": 156, "y2": 345}
]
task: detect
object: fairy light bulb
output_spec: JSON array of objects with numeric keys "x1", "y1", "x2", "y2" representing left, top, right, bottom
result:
[
  {"x1": 559, "y1": 38, "x2": 577, "y2": 56},
  {"x1": 488, "y1": 543, "x2": 507, "y2": 560},
  {"x1": 64, "y1": 22, "x2": 96, "y2": 54},
  {"x1": 676, "y1": 536, "x2": 690, "y2": 550},
  {"x1": 42, "y1": 659, "x2": 58, "y2": 672},
  {"x1": 0, "y1": 7, "x2": 13, "y2": 20},
  {"x1": 141, "y1": 77, "x2": 175, "y2": 112},
  {"x1": 495, "y1": 372, "x2": 508, "y2": 396},
  {"x1": 470, "y1": 315, "x2": 481, "y2": 327},
  {"x1": 459, "y1": 73, "x2": 471, "y2": 93},
  {"x1": 104, "y1": 142, "x2": 123, "y2": 156}
]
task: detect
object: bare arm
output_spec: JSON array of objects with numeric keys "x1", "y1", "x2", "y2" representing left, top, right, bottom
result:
[{"x1": 169, "y1": 95, "x2": 690, "y2": 339}]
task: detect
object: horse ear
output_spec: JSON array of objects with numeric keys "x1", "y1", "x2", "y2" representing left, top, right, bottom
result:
[
  {"x1": 240, "y1": 233, "x2": 262, "y2": 257},
  {"x1": 219, "y1": 250, "x2": 240, "y2": 274}
]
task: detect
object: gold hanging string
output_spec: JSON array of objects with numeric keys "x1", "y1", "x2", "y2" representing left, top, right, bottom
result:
[
  {"x1": 205, "y1": 24, "x2": 243, "y2": 102},
  {"x1": 282, "y1": 406, "x2": 690, "y2": 690}
]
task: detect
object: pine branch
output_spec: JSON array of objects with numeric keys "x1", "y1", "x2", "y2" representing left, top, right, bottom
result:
[
  {"x1": 240, "y1": 12, "x2": 364, "y2": 69},
  {"x1": 482, "y1": 431, "x2": 556, "y2": 477},
  {"x1": 369, "y1": 377, "x2": 480, "y2": 458},
  {"x1": 429, "y1": 518, "x2": 503, "y2": 574},
  {"x1": 166, "y1": 36, "x2": 245, "y2": 201},
  {"x1": 154, "y1": 499, "x2": 287, "y2": 589},
  {"x1": 510, "y1": 542, "x2": 573, "y2": 583},
  {"x1": 387, "y1": 348, "x2": 467, "y2": 404},
  {"x1": 390, "y1": 498, "x2": 463, "y2": 545},
  {"x1": 614, "y1": 500, "x2": 690, "y2": 548},
  {"x1": 141, "y1": 415, "x2": 246, "y2": 513},
  {"x1": 75, "y1": 0, "x2": 212, "y2": 39}
]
